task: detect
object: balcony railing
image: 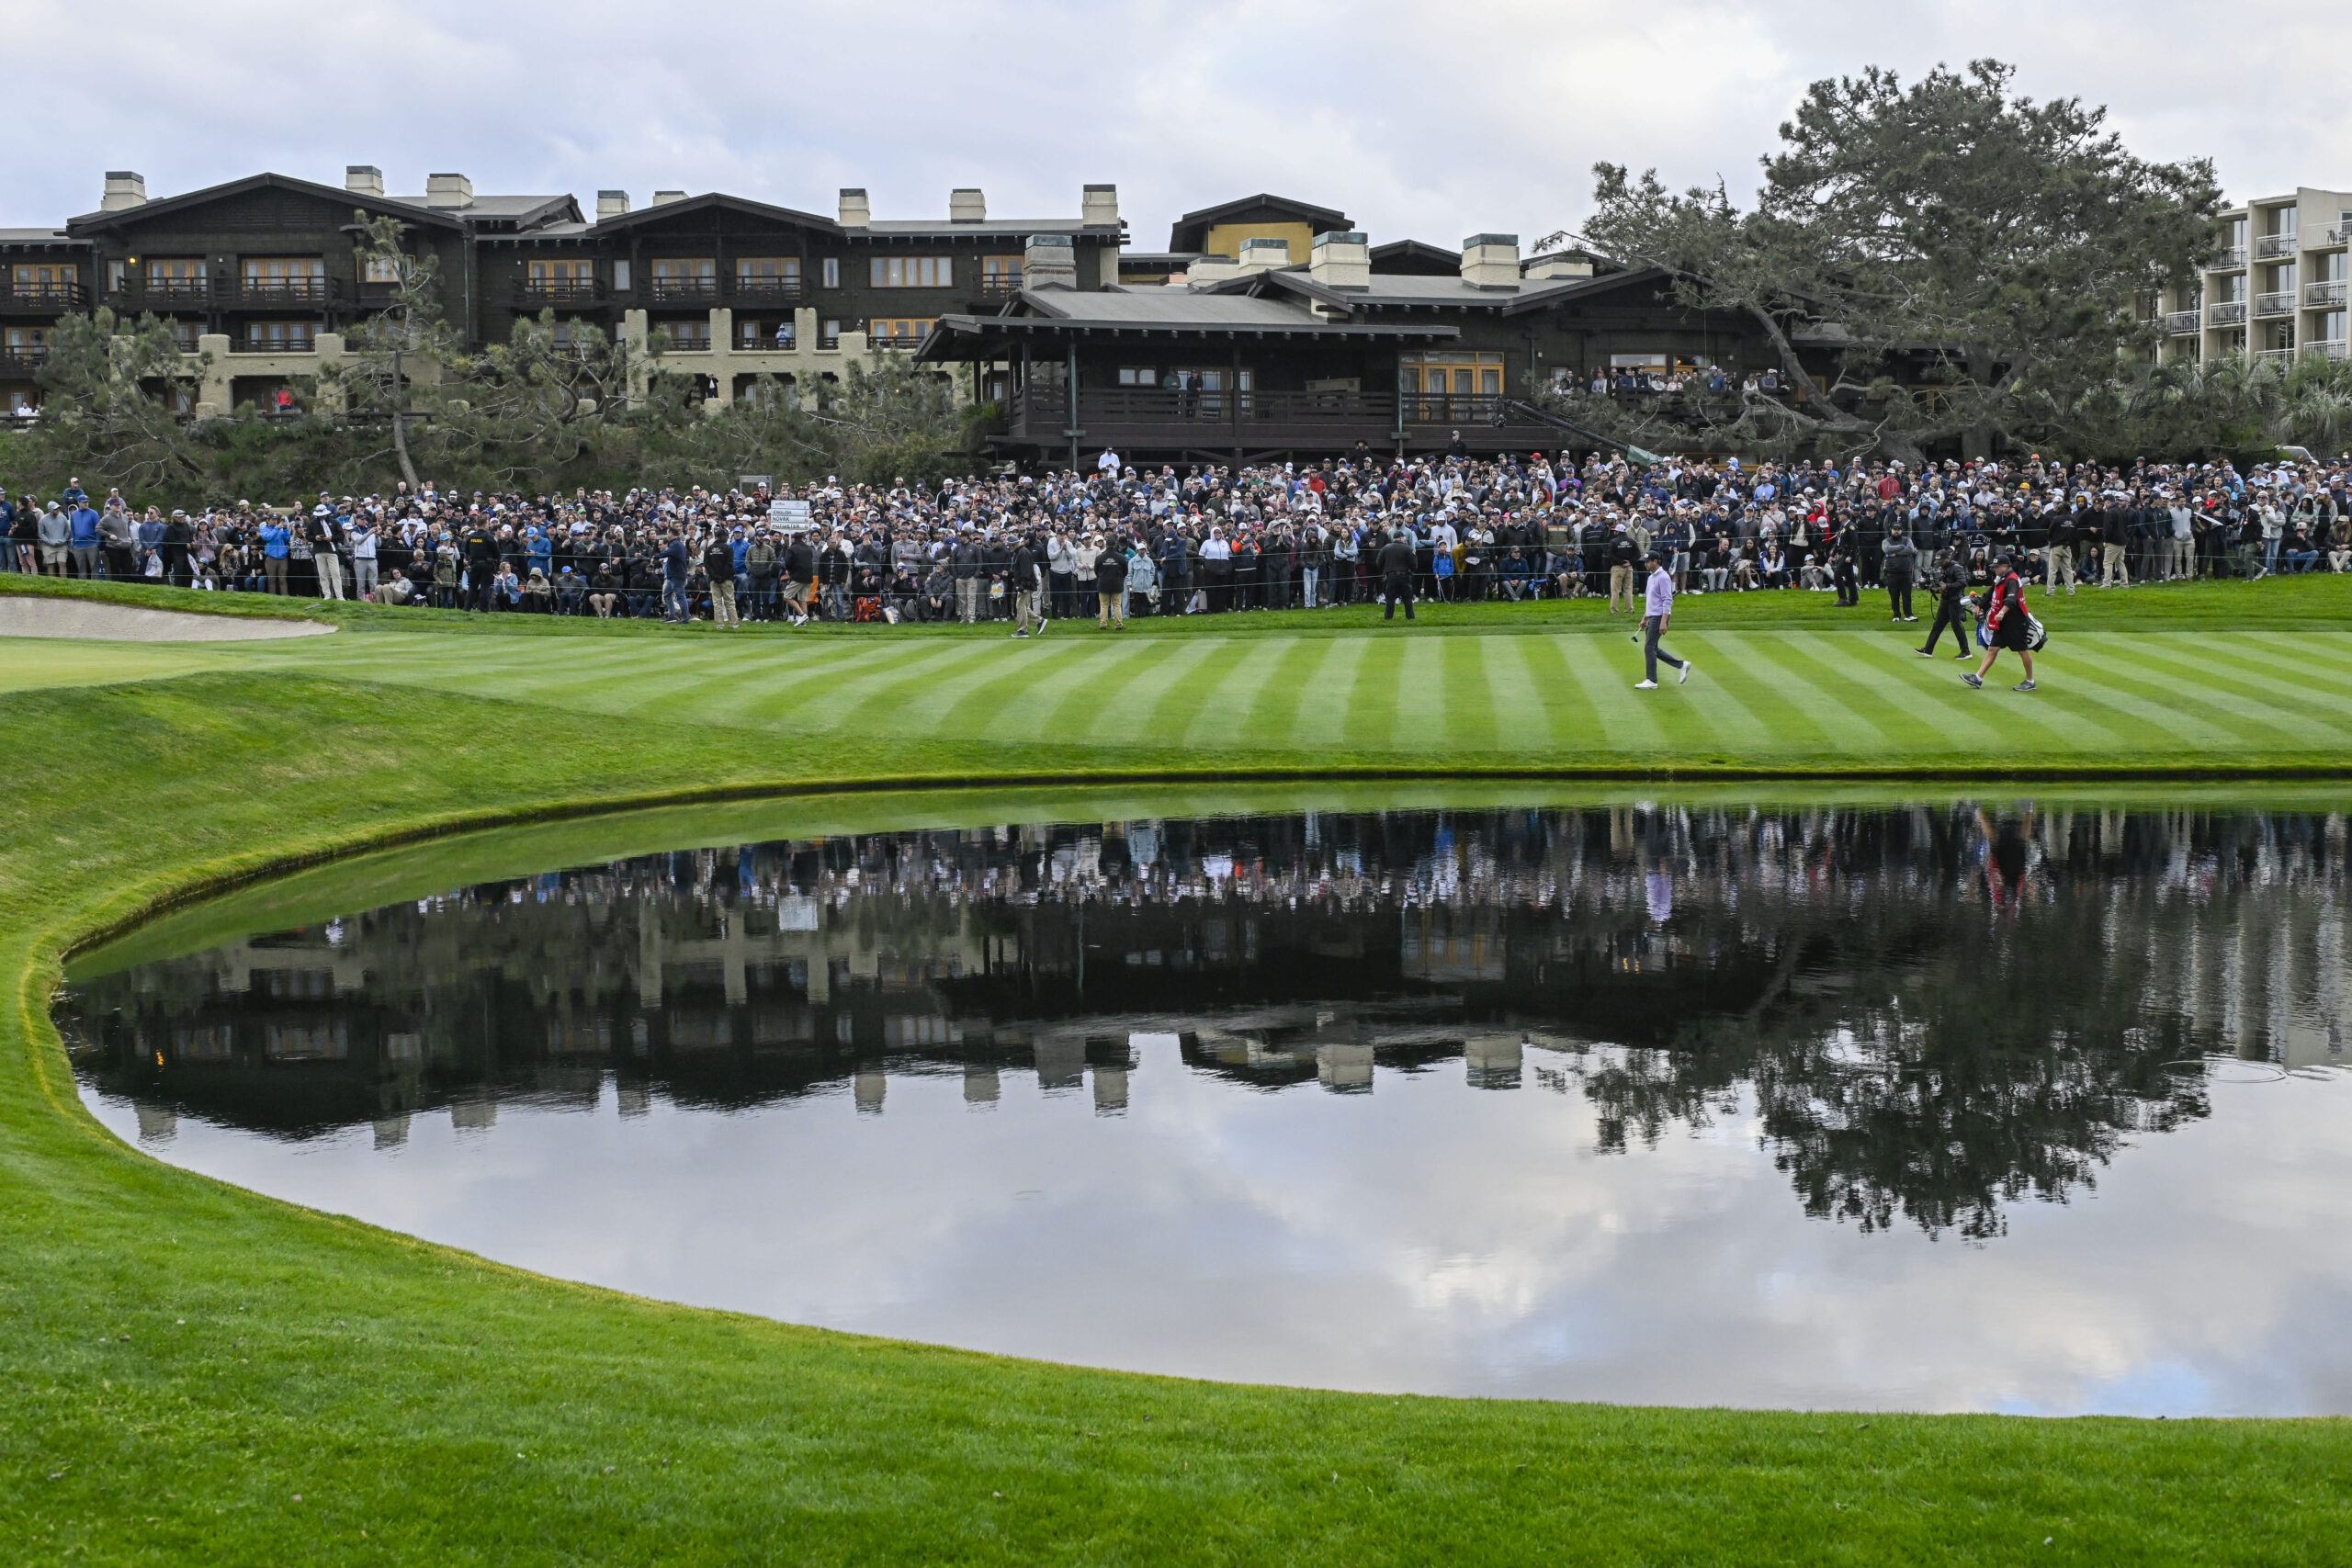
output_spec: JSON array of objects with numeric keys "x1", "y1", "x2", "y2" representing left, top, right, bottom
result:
[
  {"x1": 2208, "y1": 299, "x2": 2248, "y2": 325},
  {"x1": 2254, "y1": 290, "x2": 2297, "y2": 318},
  {"x1": 978, "y1": 276, "x2": 1023, "y2": 299},
  {"x1": 739, "y1": 332, "x2": 797, "y2": 352},
  {"x1": 646, "y1": 276, "x2": 719, "y2": 304},
  {"x1": 114, "y1": 278, "x2": 211, "y2": 308},
  {"x1": 2253, "y1": 346, "x2": 2297, "y2": 364},
  {"x1": 729, "y1": 275, "x2": 804, "y2": 304},
  {"x1": 2164, "y1": 310, "x2": 2201, "y2": 334},
  {"x1": 2209, "y1": 246, "x2": 2247, "y2": 269},
  {"x1": 0, "y1": 345, "x2": 49, "y2": 370},
  {"x1": 8, "y1": 281, "x2": 87, "y2": 309},
  {"x1": 238, "y1": 277, "x2": 334, "y2": 307},
  {"x1": 237, "y1": 333, "x2": 318, "y2": 355},
  {"x1": 2307, "y1": 340, "x2": 2349, "y2": 360},
  {"x1": 2303, "y1": 280, "x2": 2347, "y2": 308},
  {"x1": 517, "y1": 278, "x2": 609, "y2": 307},
  {"x1": 2324, "y1": 224, "x2": 2351, "y2": 246},
  {"x1": 2256, "y1": 232, "x2": 2301, "y2": 260}
]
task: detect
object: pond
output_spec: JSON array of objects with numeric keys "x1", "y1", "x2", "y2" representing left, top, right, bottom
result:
[{"x1": 59, "y1": 795, "x2": 2352, "y2": 1416}]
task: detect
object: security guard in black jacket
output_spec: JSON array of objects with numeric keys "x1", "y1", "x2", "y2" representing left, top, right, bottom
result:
[
  {"x1": 1917, "y1": 548, "x2": 1974, "y2": 659},
  {"x1": 1377, "y1": 530, "x2": 1419, "y2": 621}
]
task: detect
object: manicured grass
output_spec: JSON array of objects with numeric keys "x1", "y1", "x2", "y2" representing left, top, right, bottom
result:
[
  {"x1": 2, "y1": 606, "x2": 2350, "y2": 1561},
  {"x1": 8, "y1": 573, "x2": 2351, "y2": 776}
]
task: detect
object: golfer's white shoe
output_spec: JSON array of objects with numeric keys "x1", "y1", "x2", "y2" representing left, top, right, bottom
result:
[
  {"x1": 1679, "y1": 661, "x2": 1694, "y2": 685},
  {"x1": 1634, "y1": 679, "x2": 1658, "y2": 690}
]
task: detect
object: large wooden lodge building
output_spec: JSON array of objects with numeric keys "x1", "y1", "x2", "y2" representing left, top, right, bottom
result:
[{"x1": 2, "y1": 173, "x2": 1821, "y2": 462}]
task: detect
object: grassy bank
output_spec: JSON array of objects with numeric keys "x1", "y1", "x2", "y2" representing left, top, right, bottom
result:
[{"x1": 2, "y1": 665, "x2": 2349, "y2": 1561}]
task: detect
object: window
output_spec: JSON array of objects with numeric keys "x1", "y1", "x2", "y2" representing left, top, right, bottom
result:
[
  {"x1": 870, "y1": 256, "x2": 951, "y2": 288},
  {"x1": 736, "y1": 257, "x2": 801, "y2": 286},
  {"x1": 659, "y1": 318, "x2": 712, "y2": 351},
  {"x1": 743, "y1": 318, "x2": 797, "y2": 350},
  {"x1": 107, "y1": 260, "x2": 128, "y2": 292},
  {"x1": 820, "y1": 319, "x2": 842, "y2": 349},
  {"x1": 245, "y1": 321, "x2": 317, "y2": 352},
  {"x1": 364, "y1": 253, "x2": 406, "y2": 285},
  {"x1": 528, "y1": 258, "x2": 594, "y2": 283},
  {"x1": 2320, "y1": 310, "x2": 2347, "y2": 344},
  {"x1": 982, "y1": 255, "x2": 1023, "y2": 290},
  {"x1": 11, "y1": 262, "x2": 76, "y2": 299},
  {"x1": 820, "y1": 257, "x2": 841, "y2": 289},
  {"x1": 650, "y1": 259, "x2": 717, "y2": 300},
  {"x1": 146, "y1": 258, "x2": 206, "y2": 301},
  {"x1": 1404, "y1": 351, "x2": 1504, "y2": 399},
  {"x1": 612, "y1": 259, "x2": 632, "y2": 291},
  {"x1": 867, "y1": 317, "x2": 934, "y2": 345},
  {"x1": 1116, "y1": 367, "x2": 1159, "y2": 387},
  {"x1": 244, "y1": 258, "x2": 324, "y2": 282},
  {"x1": 4, "y1": 326, "x2": 50, "y2": 360},
  {"x1": 169, "y1": 321, "x2": 201, "y2": 352}
]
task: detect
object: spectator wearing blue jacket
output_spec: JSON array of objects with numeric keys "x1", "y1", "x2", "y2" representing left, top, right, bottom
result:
[
  {"x1": 67, "y1": 502, "x2": 102, "y2": 579},
  {"x1": 258, "y1": 517, "x2": 291, "y2": 594}
]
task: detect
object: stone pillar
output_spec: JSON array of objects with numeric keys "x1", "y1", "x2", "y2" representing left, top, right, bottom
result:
[
  {"x1": 195, "y1": 333, "x2": 233, "y2": 417},
  {"x1": 623, "y1": 308, "x2": 650, "y2": 406},
  {"x1": 311, "y1": 332, "x2": 346, "y2": 412},
  {"x1": 707, "y1": 306, "x2": 732, "y2": 414}
]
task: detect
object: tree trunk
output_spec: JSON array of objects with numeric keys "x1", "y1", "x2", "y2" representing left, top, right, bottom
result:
[{"x1": 390, "y1": 344, "x2": 420, "y2": 491}]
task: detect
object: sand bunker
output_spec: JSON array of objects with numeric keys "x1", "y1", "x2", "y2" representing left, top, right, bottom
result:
[{"x1": 0, "y1": 594, "x2": 335, "y2": 642}]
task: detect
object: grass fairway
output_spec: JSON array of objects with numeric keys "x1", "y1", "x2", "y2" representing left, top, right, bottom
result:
[{"x1": 3, "y1": 578, "x2": 2350, "y2": 1564}]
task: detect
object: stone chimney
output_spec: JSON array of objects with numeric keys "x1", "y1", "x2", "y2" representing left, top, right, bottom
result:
[
  {"x1": 1522, "y1": 253, "x2": 1594, "y2": 280},
  {"x1": 345, "y1": 165, "x2": 384, "y2": 198},
  {"x1": 596, "y1": 189, "x2": 630, "y2": 221},
  {"x1": 1461, "y1": 233, "x2": 1521, "y2": 289},
  {"x1": 424, "y1": 173, "x2": 474, "y2": 209},
  {"x1": 1023, "y1": 233, "x2": 1078, "y2": 289},
  {"x1": 950, "y1": 187, "x2": 986, "y2": 222},
  {"x1": 838, "y1": 187, "x2": 871, "y2": 227},
  {"x1": 650, "y1": 189, "x2": 686, "y2": 207},
  {"x1": 1236, "y1": 236, "x2": 1293, "y2": 276},
  {"x1": 1081, "y1": 184, "x2": 1120, "y2": 228},
  {"x1": 100, "y1": 171, "x2": 147, "y2": 211},
  {"x1": 1309, "y1": 231, "x2": 1370, "y2": 289},
  {"x1": 1186, "y1": 254, "x2": 1241, "y2": 290}
]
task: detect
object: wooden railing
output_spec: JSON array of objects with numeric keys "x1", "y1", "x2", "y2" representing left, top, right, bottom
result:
[
  {"x1": 518, "y1": 279, "x2": 608, "y2": 307},
  {"x1": 8, "y1": 282, "x2": 88, "y2": 309},
  {"x1": 729, "y1": 276, "x2": 804, "y2": 304},
  {"x1": 238, "y1": 277, "x2": 334, "y2": 306}
]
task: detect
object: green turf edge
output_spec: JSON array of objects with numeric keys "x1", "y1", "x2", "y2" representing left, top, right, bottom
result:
[
  {"x1": 13, "y1": 565, "x2": 2352, "y2": 639},
  {"x1": 5, "y1": 673, "x2": 2350, "y2": 1566}
]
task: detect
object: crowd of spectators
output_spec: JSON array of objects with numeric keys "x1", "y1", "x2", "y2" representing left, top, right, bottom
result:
[{"x1": 5, "y1": 446, "x2": 2348, "y2": 627}]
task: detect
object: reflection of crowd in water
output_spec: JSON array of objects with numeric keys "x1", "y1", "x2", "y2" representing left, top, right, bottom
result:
[{"x1": 69, "y1": 806, "x2": 2349, "y2": 1235}]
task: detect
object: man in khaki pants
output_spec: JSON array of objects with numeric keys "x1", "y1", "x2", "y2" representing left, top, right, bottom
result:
[
  {"x1": 703, "y1": 535, "x2": 741, "y2": 628},
  {"x1": 1607, "y1": 525, "x2": 1636, "y2": 614}
]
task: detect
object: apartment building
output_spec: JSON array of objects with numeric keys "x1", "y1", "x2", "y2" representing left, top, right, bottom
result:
[{"x1": 2156, "y1": 186, "x2": 2352, "y2": 367}]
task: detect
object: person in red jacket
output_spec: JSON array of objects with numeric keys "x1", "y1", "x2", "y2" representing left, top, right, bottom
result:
[{"x1": 1963, "y1": 552, "x2": 2038, "y2": 692}]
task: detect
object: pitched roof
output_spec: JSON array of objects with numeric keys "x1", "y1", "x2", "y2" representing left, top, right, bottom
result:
[
  {"x1": 590, "y1": 191, "x2": 844, "y2": 237},
  {"x1": 1369, "y1": 239, "x2": 1460, "y2": 275},
  {"x1": 916, "y1": 287, "x2": 1458, "y2": 358},
  {"x1": 66, "y1": 171, "x2": 468, "y2": 233},
  {"x1": 1168, "y1": 193, "x2": 1351, "y2": 254}
]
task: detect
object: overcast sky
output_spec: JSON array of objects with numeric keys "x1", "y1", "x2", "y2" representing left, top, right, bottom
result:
[{"x1": 11, "y1": 0, "x2": 2347, "y2": 248}]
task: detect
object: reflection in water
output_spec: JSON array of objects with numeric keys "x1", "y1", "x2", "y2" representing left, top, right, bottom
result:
[{"x1": 61, "y1": 804, "x2": 2352, "y2": 1412}]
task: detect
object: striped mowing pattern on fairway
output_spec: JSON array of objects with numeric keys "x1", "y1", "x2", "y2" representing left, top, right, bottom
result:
[{"x1": 11, "y1": 626, "x2": 2352, "y2": 767}]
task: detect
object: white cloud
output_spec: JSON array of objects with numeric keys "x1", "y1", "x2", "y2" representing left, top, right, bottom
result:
[{"x1": 11, "y1": 0, "x2": 2348, "y2": 243}]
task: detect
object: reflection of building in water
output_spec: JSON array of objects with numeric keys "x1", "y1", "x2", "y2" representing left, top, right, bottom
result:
[{"x1": 62, "y1": 806, "x2": 2352, "y2": 1235}]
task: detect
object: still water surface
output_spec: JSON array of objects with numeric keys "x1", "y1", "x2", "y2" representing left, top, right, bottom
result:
[{"x1": 62, "y1": 803, "x2": 2352, "y2": 1415}]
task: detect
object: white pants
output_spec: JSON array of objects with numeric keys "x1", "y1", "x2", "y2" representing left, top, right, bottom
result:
[{"x1": 315, "y1": 552, "x2": 345, "y2": 600}]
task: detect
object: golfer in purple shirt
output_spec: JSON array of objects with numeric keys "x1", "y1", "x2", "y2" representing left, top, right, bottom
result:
[{"x1": 1635, "y1": 551, "x2": 1694, "y2": 689}]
